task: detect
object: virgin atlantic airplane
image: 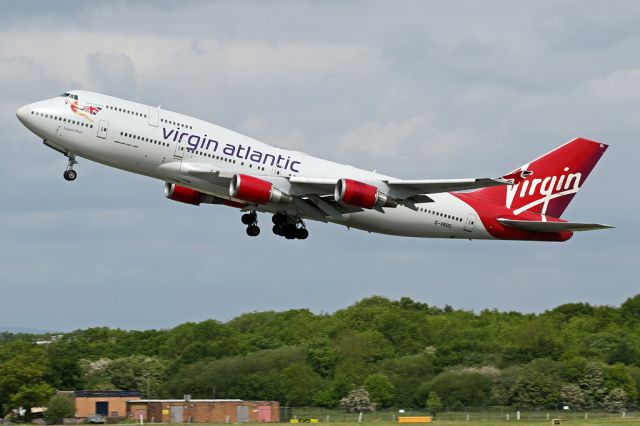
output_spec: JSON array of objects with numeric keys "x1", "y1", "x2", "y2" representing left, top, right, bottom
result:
[{"x1": 16, "y1": 90, "x2": 612, "y2": 241}]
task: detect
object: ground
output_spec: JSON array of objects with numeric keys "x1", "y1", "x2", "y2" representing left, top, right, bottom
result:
[{"x1": 115, "y1": 419, "x2": 637, "y2": 426}]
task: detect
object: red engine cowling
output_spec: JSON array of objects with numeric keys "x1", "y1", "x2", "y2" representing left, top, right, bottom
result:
[
  {"x1": 164, "y1": 183, "x2": 204, "y2": 205},
  {"x1": 229, "y1": 174, "x2": 292, "y2": 204},
  {"x1": 334, "y1": 178, "x2": 397, "y2": 209}
]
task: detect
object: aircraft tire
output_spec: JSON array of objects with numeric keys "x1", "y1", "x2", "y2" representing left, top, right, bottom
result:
[
  {"x1": 63, "y1": 170, "x2": 77, "y2": 181},
  {"x1": 241, "y1": 213, "x2": 256, "y2": 225},
  {"x1": 272, "y1": 213, "x2": 286, "y2": 225},
  {"x1": 296, "y1": 228, "x2": 309, "y2": 240},
  {"x1": 246, "y1": 225, "x2": 260, "y2": 237}
]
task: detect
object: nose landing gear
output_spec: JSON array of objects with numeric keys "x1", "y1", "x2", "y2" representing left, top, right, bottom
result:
[{"x1": 63, "y1": 153, "x2": 78, "y2": 181}]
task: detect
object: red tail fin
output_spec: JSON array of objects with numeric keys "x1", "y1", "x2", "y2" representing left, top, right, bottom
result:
[{"x1": 471, "y1": 138, "x2": 608, "y2": 217}]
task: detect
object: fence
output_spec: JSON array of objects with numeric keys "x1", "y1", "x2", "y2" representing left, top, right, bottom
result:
[{"x1": 281, "y1": 407, "x2": 638, "y2": 423}]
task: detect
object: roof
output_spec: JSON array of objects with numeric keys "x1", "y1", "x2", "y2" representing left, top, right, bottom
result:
[
  {"x1": 129, "y1": 399, "x2": 243, "y2": 403},
  {"x1": 75, "y1": 390, "x2": 143, "y2": 398}
]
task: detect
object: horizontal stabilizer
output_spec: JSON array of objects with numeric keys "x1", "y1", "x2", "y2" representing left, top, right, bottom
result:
[{"x1": 498, "y1": 218, "x2": 614, "y2": 232}]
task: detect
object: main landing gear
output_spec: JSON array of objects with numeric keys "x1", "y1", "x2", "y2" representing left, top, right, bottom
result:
[
  {"x1": 240, "y1": 212, "x2": 309, "y2": 240},
  {"x1": 63, "y1": 153, "x2": 78, "y2": 181},
  {"x1": 241, "y1": 212, "x2": 260, "y2": 237},
  {"x1": 271, "y1": 213, "x2": 309, "y2": 240}
]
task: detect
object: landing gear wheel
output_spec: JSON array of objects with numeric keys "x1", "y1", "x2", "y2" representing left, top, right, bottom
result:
[
  {"x1": 63, "y1": 170, "x2": 77, "y2": 181},
  {"x1": 241, "y1": 213, "x2": 257, "y2": 225},
  {"x1": 283, "y1": 224, "x2": 297, "y2": 240},
  {"x1": 272, "y1": 225, "x2": 283, "y2": 236},
  {"x1": 272, "y1": 213, "x2": 286, "y2": 226},
  {"x1": 296, "y1": 228, "x2": 309, "y2": 240},
  {"x1": 246, "y1": 225, "x2": 261, "y2": 237},
  {"x1": 63, "y1": 153, "x2": 78, "y2": 181}
]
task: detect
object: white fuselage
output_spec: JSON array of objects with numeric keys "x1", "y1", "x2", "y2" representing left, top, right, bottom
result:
[{"x1": 17, "y1": 90, "x2": 491, "y2": 239}]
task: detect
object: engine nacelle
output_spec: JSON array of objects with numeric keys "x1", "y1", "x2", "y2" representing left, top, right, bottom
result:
[
  {"x1": 229, "y1": 174, "x2": 292, "y2": 204},
  {"x1": 165, "y1": 183, "x2": 204, "y2": 205},
  {"x1": 334, "y1": 178, "x2": 397, "y2": 209}
]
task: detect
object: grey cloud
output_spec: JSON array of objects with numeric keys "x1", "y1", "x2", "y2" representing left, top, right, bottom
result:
[
  {"x1": 0, "y1": 0, "x2": 636, "y2": 330},
  {"x1": 86, "y1": 52, "x2": 137, "y2": 95}
]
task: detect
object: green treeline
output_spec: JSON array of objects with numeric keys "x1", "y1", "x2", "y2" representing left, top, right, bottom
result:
[{"x1": 1, "y1": 295, "x2": 640, "y2": 415}]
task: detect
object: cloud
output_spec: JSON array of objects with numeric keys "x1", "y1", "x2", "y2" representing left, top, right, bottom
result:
[
  {"x1": 86, "y1": 52, "x2": 137, "y2": 93},
  {"x1": 589, "y1": 68, "x2": 640, "y2": 102},
  {"x1": 338, "y1": 117, "x2": 431, "y2": 158},
  {"x1": 0, "y1": 0, "x2": 637, "y2": 330}
]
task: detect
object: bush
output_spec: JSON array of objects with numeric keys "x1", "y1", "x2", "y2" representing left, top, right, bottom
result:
[{"x1": 44, "y1": 394, "x2": 75, "y2": 424}]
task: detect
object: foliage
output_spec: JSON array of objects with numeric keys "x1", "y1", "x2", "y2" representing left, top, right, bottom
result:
[
  {"x1": 340, "y1": 387, "x2": 375, "y2": 413},
  {"x1": 1, "y1": 295, "x2": 640, "y2": 413},
  {"x1": 602, "y1": 388, "x2": 627, "y2": 413},
  {"x1": 44, "y1": 394, "x2": 75, "y2": 424},
  {"x1": 560, "y1": 384, "x2": 586, "y2": 410},
  {"x1": 8, "y1": 383, "x2": 54, "y2": 421},
  {"x1": 363, "y1": 374, "x2": 395, "y2": 408},
  {"x1": 419, "y1": 370, "x2": 492, "y2": 409},
  {"x1": 426, "y1": 392, "x2": 442, "y2": 417}
]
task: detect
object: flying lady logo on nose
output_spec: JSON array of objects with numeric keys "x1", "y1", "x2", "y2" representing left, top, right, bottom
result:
[{"x1": 66, "y1": 98, "x2": 102, "y2": 122}]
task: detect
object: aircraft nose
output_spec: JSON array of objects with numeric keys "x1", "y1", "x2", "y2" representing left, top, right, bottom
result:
[{"x1": 16, "y1": 104, "x2": 30, "y2": 124}]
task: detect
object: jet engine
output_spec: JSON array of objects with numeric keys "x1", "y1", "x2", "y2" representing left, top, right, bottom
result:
[
  {"x1": 164, "y1": 183, "x2": 205, "y2": 205},
  {"x1": 229, "y1": 174, "x2": 292, "y2": 204},
  {"x1": 334, "y1": 178, "x2": 397, "y2": 209},
  {"x1": 165, "y1": 183, "x2": 247, "y2": 208}
]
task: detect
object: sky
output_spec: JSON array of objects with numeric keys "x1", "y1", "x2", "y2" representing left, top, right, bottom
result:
[{"x1": 0, "y1": 0, "x2": 638, "y2": 331}]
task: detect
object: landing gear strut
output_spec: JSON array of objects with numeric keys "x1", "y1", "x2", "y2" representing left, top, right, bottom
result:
[
  {"x1": 63, "y1": 153, "x2": 78, "y2": 181},
  {"x1": 241, "y1": 212, "x2": 260, "y2": 237},
  {"x1": 272, "y1": 214, "x2": 308, "y2": 240}
]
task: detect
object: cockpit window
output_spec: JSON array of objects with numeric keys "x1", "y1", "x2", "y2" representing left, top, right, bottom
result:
[{"x1": 58, "y1": 93, "x2": 79, "y2": 100}]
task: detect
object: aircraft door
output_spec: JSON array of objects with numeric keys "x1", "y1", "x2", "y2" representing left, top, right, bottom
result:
[
  {"x1": 148, "y1": 107, "x2": 159, "y2": 127},
  {"x1": 97, "y1": 120, "x2": 109, "y2": 139},
  {"x1": 464, "y1": 213, "x2": 476, "y2": 232},
  {"x1": 173, "y1": 139, "x2": 184, "y2": 159}
]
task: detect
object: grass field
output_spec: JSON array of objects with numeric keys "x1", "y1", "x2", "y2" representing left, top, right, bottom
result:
[
  {"x1": 278, "y1": 408, "x2": 639, "y2": 425},
  {"x1": 174, "y1": 421, "x2": 639, "y2": 426}
]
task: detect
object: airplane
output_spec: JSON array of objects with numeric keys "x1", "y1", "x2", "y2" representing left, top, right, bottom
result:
[{"x1": 16, "y1": 90, "x2": 613, "y2": 241}]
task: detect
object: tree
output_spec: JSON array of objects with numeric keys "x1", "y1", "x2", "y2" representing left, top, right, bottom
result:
[
  {"x1": 79, "y1": 358, "x2": 114, "y2": 390},
  {"x1": 0, "y1": 343, "x2": 50, "y2": 416},
  {"x1": 8, "y1": 383, "x2": 54, "y2": 422},
  {"x1": 306, "y1": 338, "x2": 338, "y2": 377},
  {"x1": 364, "y1": 374, "x2": 395, "y2": 407},
  {"x1": 105, "y1": 356, "x2": 166, "y2": 397},
  {"x1": 510, "y1": 372, "x2": 559, "y2": 408},
  {"x1": 602, "y1": 388, "x2": 627, "y2": 413},
  {"x1": 313, "y1": 373, "x2": 352, "y2": 408},
  {"x1": 579, "y1": 362, "x2": 607, "y2": 409},
  {"x1": 425, "y1": 392, "x2": 442, "y2": 417},
  {"x1": 44, "y1": 394, "x2": 76, "y2": 424},
  {"x1": 419, "y1": 371, "x2": 492, "y2": 409},
  {"x1": 278, "y1": 362, "x2": 321, "y2": 406},
  {"x1": 340, "y1": 387, "x2": 375, "y2": 413},
  {"x1": 620, "y1": 294, "x2": 640, "y2": 321},
  {"x1": 560, "y1": 384, "x2": 586, "y2": 410}
]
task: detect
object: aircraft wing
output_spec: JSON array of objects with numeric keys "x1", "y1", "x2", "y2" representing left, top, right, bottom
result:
[
  {"x1": 498, "y1": 218, "x2": 614, "y2": 232},
  {"x1": 174, "y1": 162, "x2": 512, "y2": 217},
  {"x1": 177, "y1": 162, "x2": 510, "y2": 198},
  {"x1": 289, "y1": 176, "x2": 510, "y2": 198}
]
